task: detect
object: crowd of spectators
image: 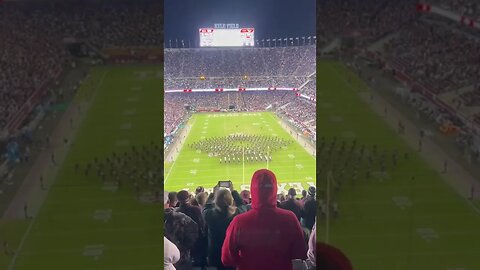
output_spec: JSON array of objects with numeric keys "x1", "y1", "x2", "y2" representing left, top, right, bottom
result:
[
  {"x1": 433, "y1": 0, "x2": 480, "y2": 20},
  {"x1": 383, "y1": 21, "x2": 480, "y2": 95},
  {"x1": 459, "y1": 84, "x2": 480, "y2": 107},
  {"x1": 164, "y1": 46, "x2": 316, "y2": 140},
  {"x1": 164, "y1": 169, "x2": 321, "y2": 270},
  {"x1": 0, "y1": 0, "x2": 161, "y2": 131},
  {"x1": 317, "y1": 0, "x2": 418, "y2": 44},
  {"x1": 165, "y1": 46, "x2": 315, "y2": 80}
]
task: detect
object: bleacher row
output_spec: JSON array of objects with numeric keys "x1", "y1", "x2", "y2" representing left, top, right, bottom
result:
[
  {"x1": 318, "y1": 0, "x2": 480, "y2": 129},
  {"x1": 0, "y1": 0, "x2": 162, "y2": 131}
]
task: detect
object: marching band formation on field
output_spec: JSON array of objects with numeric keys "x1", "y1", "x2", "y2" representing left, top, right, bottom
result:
[
  {"x1": 74, "y1": 142, "x2": 163, "y2": 198},
  {"x1": 189, "y1": 134, "x2": 292, "y2": 163}
]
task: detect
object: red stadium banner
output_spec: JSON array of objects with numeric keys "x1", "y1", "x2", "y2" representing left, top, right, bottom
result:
[
  {"x1": 105, "y1": 47, "x2": 162, "y2": 63},
  {"x1": 416, "y1": 3, "x2": 431, "y2": 13}
]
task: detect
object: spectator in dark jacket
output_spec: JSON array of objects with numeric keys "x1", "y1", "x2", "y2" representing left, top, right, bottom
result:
[
  {"x1": 204, "y1": 188, "x2": 240, "y2": 270},
  {"x1": 221, "y1": 169, "x2": 307, "y2": 270},
  {"x1": 177, "y1": 190, "x2": 205, "y2": 229},
  {"x1": 279, "y1": 188, "x2": 303, "y2": 221},
  {"x1": 302, "y1": 186, "x2": 317, "y2": 231},
  {"x1": 164, "y1": 208, "x2": 199, "y2": 270},
  {"x1": 176, "y1": 190, "x2": 207, "y2": 268}
]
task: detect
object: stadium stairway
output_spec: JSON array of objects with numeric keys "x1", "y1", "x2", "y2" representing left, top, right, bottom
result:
[{"x1": 320, "y1": 38, "x2": 341, "y2": 54}]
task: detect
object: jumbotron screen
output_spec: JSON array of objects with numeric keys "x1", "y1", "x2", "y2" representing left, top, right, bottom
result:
[{"x1": 199, "y1": 28, "x2": 255, "y2": 47}]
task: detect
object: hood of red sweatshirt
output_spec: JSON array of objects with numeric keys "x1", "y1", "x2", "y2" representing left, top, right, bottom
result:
[{"x1": 250, "y1": 169, "x2": 278, "y2": 209}]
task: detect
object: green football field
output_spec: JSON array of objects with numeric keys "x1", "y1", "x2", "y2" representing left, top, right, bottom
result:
[
  {"x1": 317, "y1": 61, "x2": 480, "y2": 270},
  {"x1": 164, "y1": 112, "x2": 316, "y2": 195},
  {"x1": 1, "y1": 65, "x2": 163, "y2": 270}
]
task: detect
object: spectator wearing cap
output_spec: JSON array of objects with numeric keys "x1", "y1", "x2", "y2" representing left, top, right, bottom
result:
[
  {"x1": 302, "y1": 186, "x2": 317, "y2": 231},
  {"x1": 221, "y1": 169, "x2": 307, "y2": 270},
  {"x1": 204, "y1": 188, "x2": 240, "y2": 270},
  {"x1": 176, "y1": 190, "x2": 207, "y2": 268},
  {"x1": 279, "y1": 188, "x2": 303, "y2": 221}
]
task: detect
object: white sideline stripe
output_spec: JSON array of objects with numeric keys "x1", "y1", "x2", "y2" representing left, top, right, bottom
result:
[
  {"x1": 7, "y1": 219, "x2": 34, "y2": 270},
  {"x1": 7, "y1": 70, "x2": 109, "y2": 270},
  {"x1": 164, "y1": 117, "x2": 197, "y2": 185}
]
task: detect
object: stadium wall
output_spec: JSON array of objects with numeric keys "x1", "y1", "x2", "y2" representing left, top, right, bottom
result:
[
  {"x1": 5, "y1": 67, "x2": 63, "y2": 137},
  {"x1": 105, "y1": 47, "x2": 163, "y2": 63}
]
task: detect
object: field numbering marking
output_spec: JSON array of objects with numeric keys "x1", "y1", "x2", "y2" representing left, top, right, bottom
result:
[
  {"x1": 416, "y1": 228, "x2": 439, "y2": 242},
  {"x1": 392, "y1": 196, "x2": 413, "y2": 209},
  {"x1": 93, "y1": 209, "x2": 112, "y2": 223},
  {"x1": 102, "y1": 182, "x2": 118, "y2": 193},
  {"x1": 83, "y1": 244, "x2": 105, "y2": 260},
  {"x1": 122, "y1": 109, "x2": 136, "y2": 116}
]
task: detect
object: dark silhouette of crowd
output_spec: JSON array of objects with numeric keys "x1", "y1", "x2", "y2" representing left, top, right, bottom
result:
[
  {"x1": 164, "y1": 169, "x2": 320, "y2": 270},
  {"x1": 0, "y1": 0, "x2": 162, "y2": 131}
]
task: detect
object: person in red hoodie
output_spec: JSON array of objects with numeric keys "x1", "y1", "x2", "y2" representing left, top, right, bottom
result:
[{"x1": 221, "y1": 169, "x2": 307, "y2": 270}]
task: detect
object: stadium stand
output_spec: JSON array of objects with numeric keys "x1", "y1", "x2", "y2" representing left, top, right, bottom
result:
[
  {"x1": 0, "y1": 0, "x2": 162, "y2": 206},
  {"x1": 0, "y1": 0, "x2": 161, "y2": 132},
  {"x1": 317, "y1": 0, "x2": 480, "y2": 162},
  {"x1": 164, "y1": 45, "x2": 316, "y2": 144},
  {"x1": 432, "y1": 0, "x2": 480, "y2": 19}
]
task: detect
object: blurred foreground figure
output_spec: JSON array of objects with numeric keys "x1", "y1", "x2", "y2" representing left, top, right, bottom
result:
[
  {"x1": 221, "y1": 169, "x2": 307, "y2": 270},
  {"x1": 164, "y1": 236, "x2": 180, "y2": 270},
  {"x1": 316, "y1": 242, "x2": 353, "y2": 270}
]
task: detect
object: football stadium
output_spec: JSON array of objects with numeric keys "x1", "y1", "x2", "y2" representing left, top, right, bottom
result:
[
  {"x1": 0, "y1": 1, "x2": 163, "y2": 269},
  {"x1": 163, "y1": 0, "x2": 317, "y2": 269},
  {"x1": 317, "y1": 0, "x2": 480, "y2": 269}
]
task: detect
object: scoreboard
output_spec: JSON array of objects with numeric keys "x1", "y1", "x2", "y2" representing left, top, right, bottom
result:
[{"x1": 199, "y1": 28, "x2": 255, "y2": 47}]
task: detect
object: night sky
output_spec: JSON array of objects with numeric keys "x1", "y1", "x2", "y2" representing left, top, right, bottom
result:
[{"x1": 164, "y1": 0, "x2": 316, "y2": 46}]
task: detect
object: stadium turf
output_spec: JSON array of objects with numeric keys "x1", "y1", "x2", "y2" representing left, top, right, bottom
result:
[
  {"x1": 164, "y1": 112, "x2": 316, "y2": 195},
  {"x1": 5, "y1": 65, "x2": 163, "y2": 270},
  {"x1": 317, "y1": 61, "x2": 480, "y2": 270}
]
